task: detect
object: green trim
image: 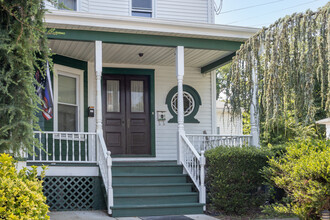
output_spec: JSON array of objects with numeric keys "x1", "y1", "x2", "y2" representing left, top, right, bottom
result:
[
  {"x1": 201, "y1": 52, "x2": 236, "y2": 73},
  {"x1": 49, "y1": 29, "x2": 242, "y2": 51},
  {"x1": 102, "y1": 68, "x2": 156, "y2": 157},
  {"x1": 165, "y1": 85, "x2": 201, "y2": 123},
  {"x1": 51, "y1": 55, "x2": 88, "y2": 132}
]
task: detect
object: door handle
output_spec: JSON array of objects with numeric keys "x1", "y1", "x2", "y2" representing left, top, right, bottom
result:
[{"x1": 122, "y1": 120, "x2": 125, "y2": 126}]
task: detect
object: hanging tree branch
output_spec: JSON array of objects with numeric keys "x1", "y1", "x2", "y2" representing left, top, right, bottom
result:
[{"x1": 227, "y1": 3, "x2": 330, "y2": 138}]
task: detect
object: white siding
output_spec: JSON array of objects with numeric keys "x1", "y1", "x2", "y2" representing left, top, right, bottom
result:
[
  {"x1": 80, "y1": 0, "x2": 89, "y2": 12},
  {"x1": 88, "y1": 63, "x2": 212, "y2": 160},
  {"x1": 88, "y1": 0, "x2": 129, "y2": 16},
  {"x1": 156, "y1": 0, "x2": 209, "y2": 23}
]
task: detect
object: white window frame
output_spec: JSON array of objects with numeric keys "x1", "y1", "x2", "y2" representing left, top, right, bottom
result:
[
  {"x1": 130, "y1": 0, "x2": 155, "y2": 18},
  {"x1": 53, "y1": 64, "x2": 84, "y2": 132}
]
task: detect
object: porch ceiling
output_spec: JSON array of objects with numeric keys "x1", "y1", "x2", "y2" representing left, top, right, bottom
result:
[{"x1": 49, "y1": 39, "x2": 232, "y2": 68}]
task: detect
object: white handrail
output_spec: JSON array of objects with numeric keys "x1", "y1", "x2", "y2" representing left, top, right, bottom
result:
[
  {"x1": 186, "y1": 134, "x2": 252, "y2": 152},
  {"x1": 29, "y1": 131, "x2": 97, "y2": 162},
  {"x1": 180, "y1": 133, "x2": 206, "y2": 210},
  {"x1": 96, "y1": 132, "x2": 113, "y2": 215}
]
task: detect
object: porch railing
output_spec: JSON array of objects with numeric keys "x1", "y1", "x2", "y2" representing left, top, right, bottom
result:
[
  {"x1": 29, "y1": 131, "x2": 97, "y2": 163},
  {"x1": 186, "y1": 134, "x2": 252, "y2": 153},
  {"x1": 180, "y1": 133, "x2": 206, "y2": 210},
  {"x1": 96, "y1": 132, "x2": 113, "y2": 215}
]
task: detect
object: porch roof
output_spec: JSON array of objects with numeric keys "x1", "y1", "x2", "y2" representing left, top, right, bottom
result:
[{"x1": 46, "y1": 10, "x2": 259, "y2": 71}]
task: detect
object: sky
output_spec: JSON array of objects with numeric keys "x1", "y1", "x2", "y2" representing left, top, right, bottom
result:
[{"x1": 215, "y1": 0, "x2": 329, "y2": 28}]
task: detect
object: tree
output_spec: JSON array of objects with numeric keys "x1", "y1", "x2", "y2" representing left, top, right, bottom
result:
[
  {"x1": 225, "y1": 3, "x2": 329, "y2": 144},
  {"x1": 0, "y1": 1, "x2": 52, "y2": 155}
]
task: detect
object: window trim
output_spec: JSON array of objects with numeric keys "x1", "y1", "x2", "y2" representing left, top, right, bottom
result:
[
  {"x1": 53, "y1": 64, "x2": 84, "y2": 132},
  {"x1": 130, "y1": 0, "x2": 155, "y2": 18}
]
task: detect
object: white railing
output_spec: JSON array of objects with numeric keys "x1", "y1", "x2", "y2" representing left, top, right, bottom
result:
[
  {"x1": 186, "y1": 134, "x2": 252, "y2": 153},
  {"x1": 96, "y1": 132, "x2": 113, "y2": 215},
  {"x1": 180, "y1": 133, "x2": 206, "y2": 210},
  {"x1": 29, "y1": 131, "x2": 97, "y2": 163}
]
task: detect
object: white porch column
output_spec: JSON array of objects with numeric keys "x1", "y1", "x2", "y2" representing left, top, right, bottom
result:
[
  {"x1": 250, "y1": 66, "x2": 260, "y2": 147},
  {"x1": 176, "y1": 46, "x2": 185, "y2": 164},
  {"x1": 95, "y1": 41, "x2": 103, "y2": 133}
]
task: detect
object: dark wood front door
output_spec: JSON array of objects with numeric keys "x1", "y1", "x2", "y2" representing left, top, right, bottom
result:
[{"x1": 103, "y1": 74, "x2": 151, "y2": 155}]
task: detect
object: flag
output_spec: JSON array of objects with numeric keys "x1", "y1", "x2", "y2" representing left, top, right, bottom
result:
[{"x1": 35, "y1": 62, "x2": 53, "y2": 120}]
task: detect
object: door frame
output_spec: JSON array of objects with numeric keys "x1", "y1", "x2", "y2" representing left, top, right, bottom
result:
[{"x1": 102, "y1": 67, "x2": 155, "y2": 157}]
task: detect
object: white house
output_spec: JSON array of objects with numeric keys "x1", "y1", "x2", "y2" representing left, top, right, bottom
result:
[
  {"x1": 216, "y1": 100, "x2": 243, "y2": 135},
  {"x1": 28, "y1": 0, "x2": 258, "y2": 217}
]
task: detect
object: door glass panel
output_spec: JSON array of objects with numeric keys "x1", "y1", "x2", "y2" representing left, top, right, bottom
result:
[
  {"x1": 58, "y1": 104, "x2": 77, "y2": 131},
  {"x1": 107, "y1": 80, "x2": 120, "y2": 112},
  {"x1": 131, "y1": 80, "x2": 144, "y2": 112},
  {"x1": 58, "y1": 75, "x2": 76, "y2": 104}
]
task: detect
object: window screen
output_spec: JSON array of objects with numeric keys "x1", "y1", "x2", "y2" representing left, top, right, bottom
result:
[
  {"x1": 58, "y1": 0, "x2": 77, "y2": 11},
  {"x1": 132, "y1": 0, "x2": 152, "y2": 17}
]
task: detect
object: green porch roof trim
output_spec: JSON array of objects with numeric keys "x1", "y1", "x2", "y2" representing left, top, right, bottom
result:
[
  {"x1": 48, "y1": 29, "x2": 243, "y2": 51},
  {"x1": 201, "y1": 52, "x2": 236, "y2": 73},
  {"x1": 45, "y1": 55, "x2": 89, "y2": 132}
]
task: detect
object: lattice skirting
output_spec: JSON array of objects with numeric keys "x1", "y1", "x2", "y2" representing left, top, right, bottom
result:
[{"x1": 43, "y1": 176, "x2": 106, "y2": 211}]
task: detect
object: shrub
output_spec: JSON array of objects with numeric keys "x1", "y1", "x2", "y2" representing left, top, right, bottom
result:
[
  {"x1": 0, "y1": 153, "x2": 49, "y2": 219},
  {"x1": 263, "y1": 139, "x2": 330, "y2": 219},
  {"x1": 205, "y1": 146, "x2": 271, "y2": 215}
]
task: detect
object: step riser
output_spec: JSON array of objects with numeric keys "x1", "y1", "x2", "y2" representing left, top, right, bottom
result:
[
  {"x1": 112, "y1": 206, "x2": 203, "y2": 217},
  {"x1": 113, "y1": 185, "x2": 193, "y2": 194},
  {"x1": 113, "y1": 176, "x2": 187, "y2": 184},
  {"x1": 112, "y1": 166, "x2": 183, "y2": 175},
  {"x1": 114, "y1": 195, "x2": 198, "y2": 205}
]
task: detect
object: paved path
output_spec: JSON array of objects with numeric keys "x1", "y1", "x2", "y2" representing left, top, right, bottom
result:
[{"x1": 48, "y1": 211, "x2": 218, "y2": 220}]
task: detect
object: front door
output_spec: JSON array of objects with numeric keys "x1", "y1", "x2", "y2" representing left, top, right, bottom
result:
[{"x1": 103, "y1": 74, "x2": 151, "y2": 155}]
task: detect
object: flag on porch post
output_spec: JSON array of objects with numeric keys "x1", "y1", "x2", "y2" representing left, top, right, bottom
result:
[{"x1": 35, "y1": 61, "x2": 53, "y2": 120}]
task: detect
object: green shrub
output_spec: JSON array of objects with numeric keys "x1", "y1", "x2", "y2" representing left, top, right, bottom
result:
[
  {"x1": 0, "y1": 153, "x2": 49, "y2": 219},
  {"x1": 263, "y1": 139, "x2": 330, "y2": 219},
  {"x1": 205, "y1": 146, "x2": 271, "y2": 215}
]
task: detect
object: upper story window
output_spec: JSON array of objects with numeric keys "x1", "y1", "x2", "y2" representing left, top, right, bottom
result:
[
  {"x1": 132, "y1": 0, "x2": 152, "y2": 18},
  {"x1": 58, "y1": 0, "x2": 77, "y2": 11}
]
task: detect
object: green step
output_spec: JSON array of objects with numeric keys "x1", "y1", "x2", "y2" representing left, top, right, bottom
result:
[
  {"x1": 113, "y1": 183, "x2": 194, "y2": 194},
  {"x1": 111, "y1": 203, "x2": 204, "y2": 217},
  {"x1": 114, "y1": 192, "x2": 198, "y2": 205},
  {"x1": 112, "y1": 165, "x2": 183, "y2": 175},
  {"x1": 113, "y1": 174, "x2": 188, "y2": 184},
  {"x1": 112, "y1": 161, "x2": 177, "y2": 166}
]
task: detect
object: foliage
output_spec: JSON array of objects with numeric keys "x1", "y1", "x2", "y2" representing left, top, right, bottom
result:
[
  {"x1": 216, "y1": 63, "x2": 231, "y2": 99},
  {"x1": 262, "y1": 139, "x2": 330, "y2": 219},
  {"x1": 205, "y1": 146, "x2": 271, "y2": 215},
  {"x1": 226, "y1": 3, "x2": 330, "y2": 139},
  {"x1": 0, "y1": 0, "x2": 53, "y2": 155},
  {"x1": 0, "y1": 153, "x2": 49, "y2": 219}
]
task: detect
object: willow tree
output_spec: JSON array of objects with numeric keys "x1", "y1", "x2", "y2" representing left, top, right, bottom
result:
[
  {"x1": 226, "y1": 3, "x2": 330, "y2": 143},
  {"x1": 0, "y1": 1, "x2": 53, "y2": 155}
]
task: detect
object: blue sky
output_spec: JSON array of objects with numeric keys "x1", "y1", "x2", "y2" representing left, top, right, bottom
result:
[{"x1": 215, "y1": 0, "x2": 329, "y2": 28}]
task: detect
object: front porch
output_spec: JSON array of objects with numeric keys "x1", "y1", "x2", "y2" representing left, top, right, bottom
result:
[{"x1": 27, "y1": 12, "x2": 258, "y2": 216}]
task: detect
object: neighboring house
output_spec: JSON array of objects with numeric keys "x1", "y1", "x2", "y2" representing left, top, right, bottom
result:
[
  {"x1": 28, "y1": 0, "x2": 258, "y2": 217},
  {"x1": 216, "y1": 100, "x2": 243, "y2": 135}
]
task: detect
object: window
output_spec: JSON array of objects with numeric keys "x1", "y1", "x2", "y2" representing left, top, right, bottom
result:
[
  {"x1": 132, "y1": 0, "x2": 152, "y2": 18},
  {"x1": 58, "y1": 0, "x2": 77, "y2": 11},
  {"x1": 54, "y1": 65, "x2": 84, "y2": 132}
]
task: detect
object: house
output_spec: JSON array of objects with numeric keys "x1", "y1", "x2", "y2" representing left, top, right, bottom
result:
[
  {"x1": 27, "y1": 0, "x2": 258, "y2": 217},
  {"x1": 216, "y1": 100, "x2": 243, "y2": 135},
  {"x1": 316, "y1": 118, "x2": 330, "y2": 139}
]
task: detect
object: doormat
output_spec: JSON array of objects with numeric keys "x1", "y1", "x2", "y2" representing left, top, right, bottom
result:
[{"x1": 140, "y1": 216, "x2": 193, "y2": 220}]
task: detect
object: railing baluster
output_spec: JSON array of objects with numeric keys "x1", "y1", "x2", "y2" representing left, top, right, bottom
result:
[
  {"x1": 72, "y1": 133, "x2": 75, "y2": 161},
  {"x1": 59, "y1": 133, "x2": 62, "y2": 161},
  {"x1": 46, "y1": 133, "x2": 48, "y2": 161},
  {"x1": 52, "y1": 133, "x2": 55, "y2": 161},
  {"x1": 79, "y1": 134, "x2": 81, "y2": 162},
  {"x1": 85, "y1": 134, "x2": 88, "y2": 161},
  {"x1": 39, "y1": 133, "x2": 42, "y2": 161},
  {"x1": 66, "y1": 133, "x2": 69, "y2": 161}
]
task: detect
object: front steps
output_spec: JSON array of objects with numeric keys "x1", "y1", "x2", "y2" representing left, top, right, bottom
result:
[{"x1": 111, "y1": 161, "x2": 204, "y2": 217}]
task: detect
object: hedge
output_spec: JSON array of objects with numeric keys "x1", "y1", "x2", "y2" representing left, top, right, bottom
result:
[
  {"x1": 205, "y1": 146, "x2": 271, "y2": 215},
  {"x1": 0, "y1": 153, "x2": 49, "y2": 219}
]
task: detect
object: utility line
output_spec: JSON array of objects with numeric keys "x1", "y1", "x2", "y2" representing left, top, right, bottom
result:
[
  {"x1": 220, "y1": 0, "x2": 285, "y2": 14},
  {"x1": 225, "y1": 0, "x2": 321, "y2": 25}
]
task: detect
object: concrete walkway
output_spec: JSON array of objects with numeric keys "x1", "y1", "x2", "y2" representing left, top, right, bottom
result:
[{"x1": 48, "y1": 211, "x2": 218, "y2": 220}]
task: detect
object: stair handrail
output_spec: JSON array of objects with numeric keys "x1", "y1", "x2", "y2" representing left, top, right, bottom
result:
[
  {"x1": 96, "y1": 132, "x2": 113, "y2": 215},
  {"x1": 180, "y1": 133, "x2": 206, "y2": 210}
]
